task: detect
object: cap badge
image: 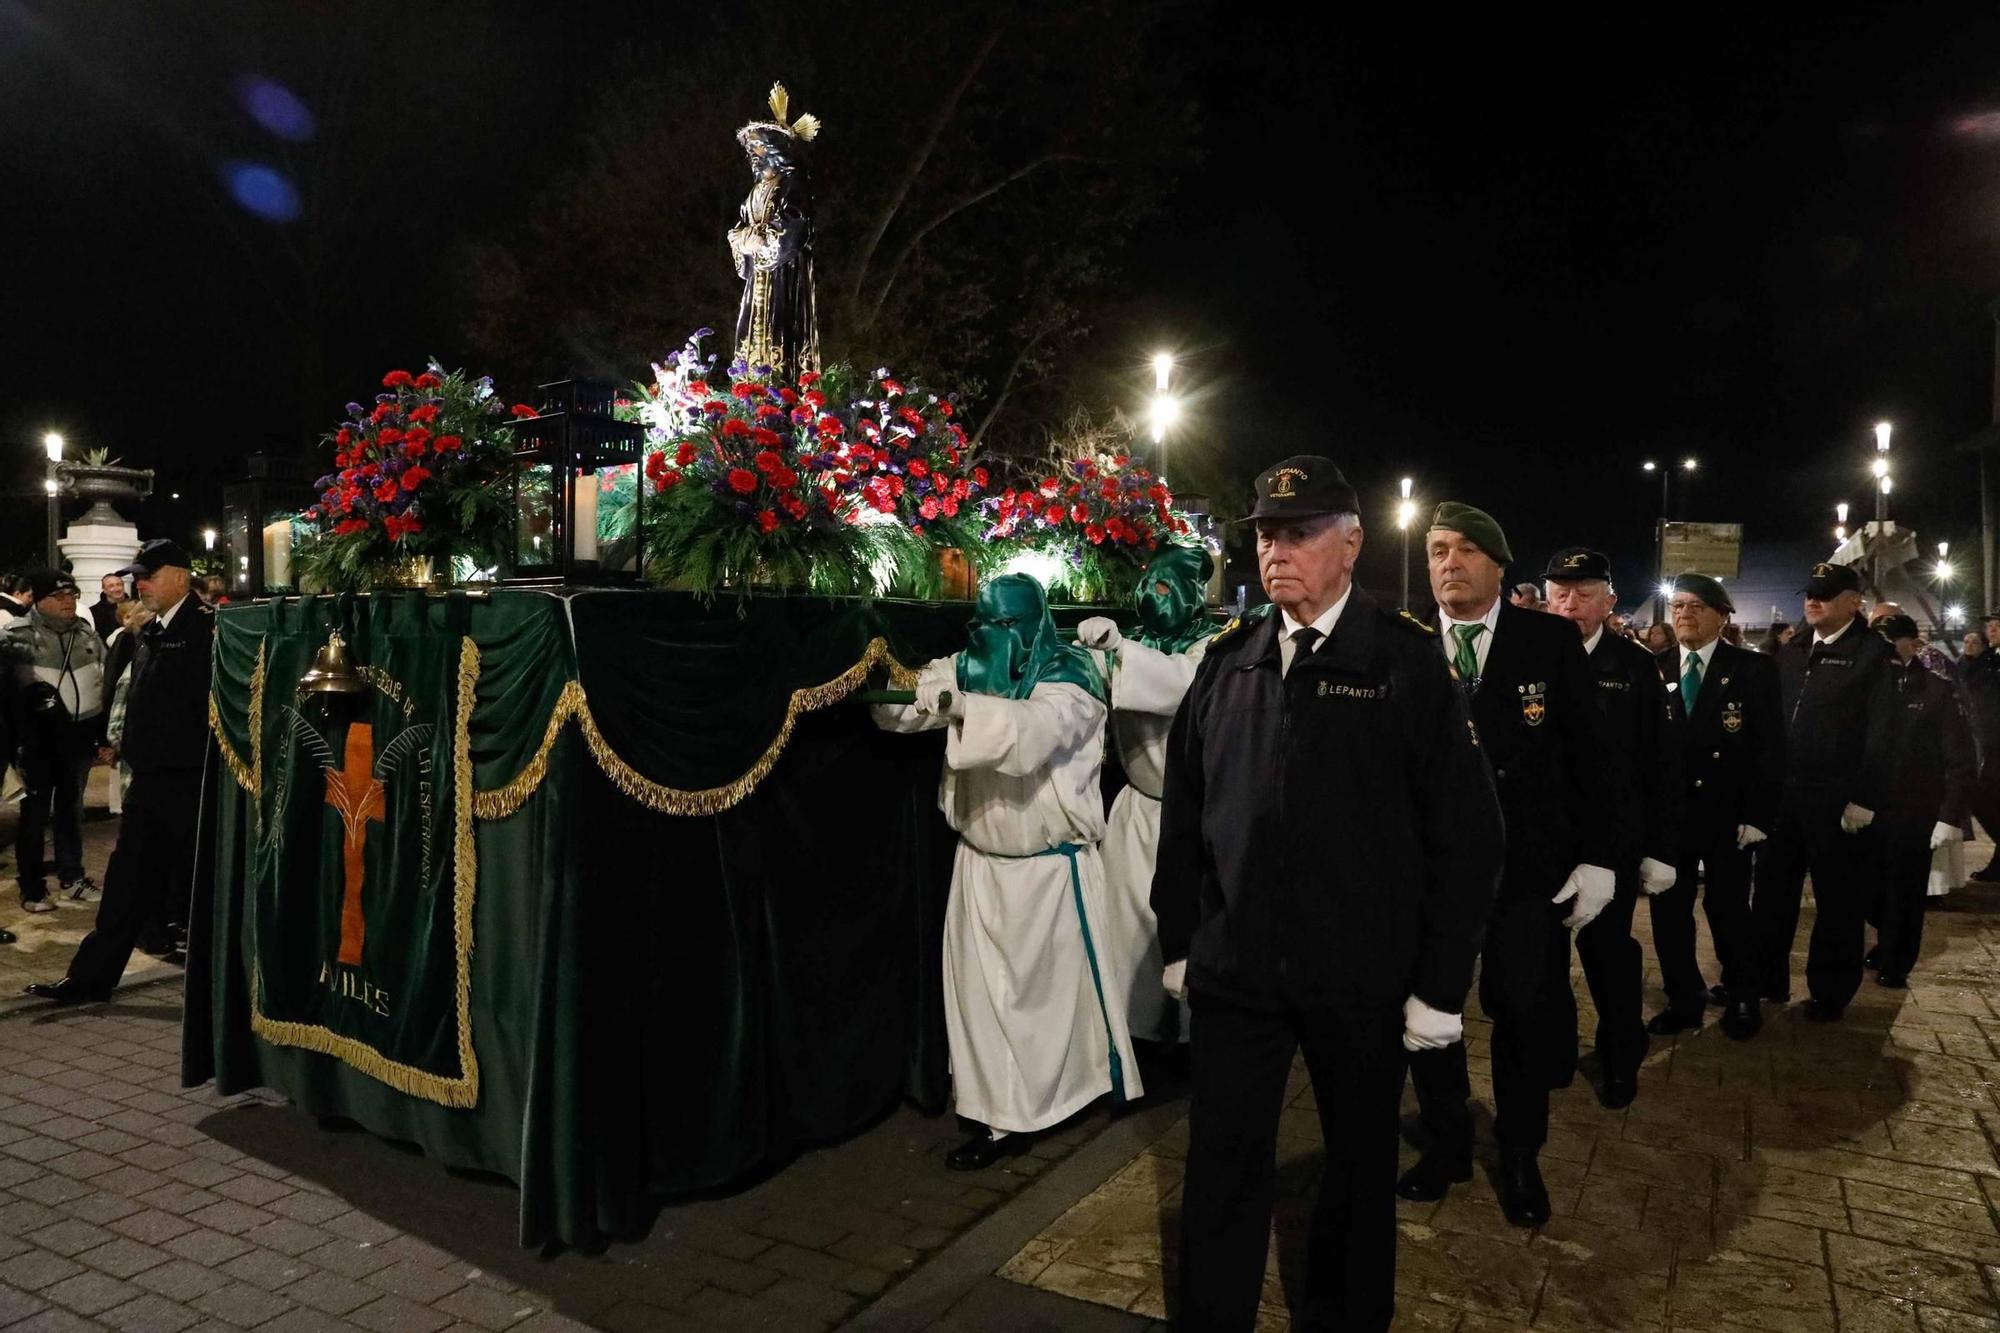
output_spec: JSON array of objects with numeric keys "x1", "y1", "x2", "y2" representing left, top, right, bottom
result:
[{"x1": 1269, "y1": 466, "x2": 1306, "y2": 499}]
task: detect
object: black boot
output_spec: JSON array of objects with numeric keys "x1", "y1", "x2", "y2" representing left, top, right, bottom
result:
[
  {"x1": 1395, "y1": 1151, "x2": 1472, "y2": 1202},
  {"x1": 945, "y1": 1130, "x2": 1022, "y2": 1171},
  {"x1": 1597, "y1": 1068, "x2": 1638, "y2": 1110},
  {"x1": 1720, "y1": 995, "x2": 1762, "y2": 1041},
  {"x1": 1497, "y1": 1150, "x2": 1551, "y2": 1227},
  {"x1": 1645, "y1": 1005, "x2": 1703, "y2": 1035}
]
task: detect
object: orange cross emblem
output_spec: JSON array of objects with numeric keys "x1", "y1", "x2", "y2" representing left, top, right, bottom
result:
[{"x1": 322, "y1": 723, "x2": 385, "y2": 966}]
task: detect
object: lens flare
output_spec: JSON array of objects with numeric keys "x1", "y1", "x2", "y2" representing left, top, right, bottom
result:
[
  {"x1": 221, "y1": 162, "x2": 302, "y2": 222},
  {"x1": 235, "y1": 75, "x2": 316, "y2": 142}
]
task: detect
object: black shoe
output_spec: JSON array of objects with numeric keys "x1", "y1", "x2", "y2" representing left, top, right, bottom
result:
[
  {"x1": 1598, "y1": 1071, "x2": 1638, "y2": 1110},
  {"x1": 1395, "y1": 1152, "x2": 1473, "y2": 1202},
  {"x1": 22, "y1": 979, "x2": 109, "y2": 1005},
  {"x1": 1803, "y1": 1000, "x2": 1845, "y2": 1023},
  {"x1": 1970, "y1": 860, "x2": 2000, "y2": 882},
  {"x1": 1863, "y1": 948, "x2": 1879, "y2": 971},
  {"x1": 1497, "y1": 1150, "x2": 1551, "y2": 1227},
  {"x1": 0, "y1": 928, "x2": 15, "y2": 945},
  {"x1": 1876, "y1": 972, "x2": 1908, "y2": 989},
  {"x1": 1720, "y1": 997, "x2": 1762, "y2": 1041},
  {"x1": 945, "y1": 1132, "x2": 1022, "y2": 1171},
  {"x1": 1706, "y1": 984, "x2": 1729, "y2": 1007},
  {"x1": 1645, "y1": 1006, "x2": 1703, "y2": 1035}
]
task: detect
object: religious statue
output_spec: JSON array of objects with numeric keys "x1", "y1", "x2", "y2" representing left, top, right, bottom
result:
[{"x1": 729, "y1": 83, "x2": 821, "y2": 381}]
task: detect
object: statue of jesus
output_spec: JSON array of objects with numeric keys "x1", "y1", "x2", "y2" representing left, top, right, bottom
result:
[{"x1": 729, "y1": 83, "x2": 821, "y2": 382}]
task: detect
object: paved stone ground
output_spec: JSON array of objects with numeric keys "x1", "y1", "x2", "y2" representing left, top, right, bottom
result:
[{"x1": 1005, "y1": 865, "x2": 2000, "y2": 1330}]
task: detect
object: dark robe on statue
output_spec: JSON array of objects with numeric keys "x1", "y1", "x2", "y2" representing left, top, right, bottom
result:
[{"x1": 729, "y1": 164, "x2": 818, "y2": 381}]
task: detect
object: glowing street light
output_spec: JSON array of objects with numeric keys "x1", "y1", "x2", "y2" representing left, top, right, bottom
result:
[
  {"x1": 42, "y1": 432, "x2": 67, "y2": 564},
  {"x1": 42, "y1": 432, "x2": 64, "y2": 463},
  {"x1": 1148, "y1": 393, "x2": 1180, "y2": 444},
  {"x1": 202, "y1": 527, "x2": 218, "y2": 552},
  {"x1": 1145, "y1": 351, "x2": 1179, "y2": 478},
  {"x1": 1875, "y1": 421, "x2": 1893, "y2": 452},
  {"x1": 1395, "y1": 476, "x2": 1418, "y2": 609},
  {"x1": 1152, "y1": 352, "x2": 1173, "y2": 393},
  {"x1": 1682, "y1": 457, "x2": 1698, "y2": 472}
]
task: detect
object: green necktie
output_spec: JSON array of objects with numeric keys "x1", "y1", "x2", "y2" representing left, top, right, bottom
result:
[
  {"x1": 1681, "y1": 653, "x2": 1702, "y2": 709},
  {"x1": 1451, "y1": 622, "x2": 1484, "y2": 682}
]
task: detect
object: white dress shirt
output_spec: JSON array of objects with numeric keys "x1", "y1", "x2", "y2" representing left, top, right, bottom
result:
[
  {"x1": 1439, "y1": 598, "x2": 1503, "y2": 679},
  {"x1": 1677, "y1": 637, "x2": 1718, "y2": 682},
  {"x1": 1812, "y1": 617, "x2": 1853, "y2": 649},
  {"x1": 1278, "y1": 586, "x2": 1353, "y2": 677}
]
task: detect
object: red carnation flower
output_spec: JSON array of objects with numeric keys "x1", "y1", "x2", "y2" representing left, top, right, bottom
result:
[
  {"x1": 938, "y1": 401, "x2": 953, "y2": 417},
  {"x1": 335, "y1": 518, "x2": 370, "y2": 536},
  {"x1": 1112, "y1": 455, "x2": 1130, "y2": 467},
  {"x1": 1044, "y1": 503, "x2": 1066, "y2": 524},
  {"x1": 881, "y1": 378, "x2": 904, "y2": 395},
  {"x1": 401, "y1": 466, "x2": 430, "y2": 491},
  {"x1": 675, "y1": 441, "x2": 698, "y2": 466},
  {"x1": 1086, "y1": 523, "x2": 1106, "y2": 545},
  {"x1": 1101, "y1": 479, "x2": 1119, "y2": 499},
  {"x1": 703, "y1": 400, "x2": 729, "y2": 416},
  {"x1": 897, "y1": 406, "x2": 924, "y2": 427},
  {"x1": 373, "y1": 480, "x2": 399, "y2": 503},
  {"x1": 686, "y1": 379, "x2": 711, "y2": 398},
  {"x1": 942, "y1": 497, "x2": 960, "y2": 517},
  {"x1": 1071, "y1": 503, "x2": 1089, "y2": 523},
  {"x1": 510, "y1": 403, "x2": 539, "y2": 419},
  {"x1": 382, "y1": 370, "x2": 414, "y2": 388},
  {"x1": 973, "y1": 467, "x2": 989, "y2": 488},
  {"x1": 654, "y1": 470, "x2": 683, "y2": 494},
  {"x1": 798, "y1": 371, "x2": 821, "y2": 386},
  {"x1": 772, "y1": 467, "x2": 798, "y2": 489},
  {"x1": 776, "y1": 388, "x2": 799, "y2": 406},
  {"x1": 754, "y1": 449, "x2": 782, "y2": 473},
  {"x1": 780, "y1": 495, "x2": 807, "y2": 520},
  {"x1": 755, "y1": 403, "x2": 784, "y2": 419},
  {"x1": 757, "y1": 509, "x2": 779, "y2": 533},
  {"x1": 728, "y1": 468, "x2": 758, "y2": 494},
  {"x1": 749, "y1": 426, "x2": 782, "y2": 447},
  {"x1": 920, "y1": 496, "x2": 940, "y2": 521},
  {"x1": 408, "y1": 404, "x2": 440, "y2": 424},
  {"x1": 720, "y1": 418, "x2": 752, "y2": 438},
  {"x1": 732, "y1": 382, "x2": 759, "y2": 400},
  {"x1": 907, "y1": 459, "x2": 930, "y2": 479},
  {"x1": 403, "y1": 424, "x2": 430, "y2": 443},
  {"x1": 370, "y1": 403, "x2": 397, "y2": 423},
  {"x1": 378, "y1": 427, "x2": 404, "y2": 444},
  {"x1": 414, "y1": 372, "x2": 442, "y2": 389},
  {"x1": 434, "y1": 434, "x2": 461, "y2": 452},
  {"x1": 335, "y1": 428, "x2": 352, "y2": 446},
  {"x1": 404, "y1": 441, "x2": 427, "y2": 458}
]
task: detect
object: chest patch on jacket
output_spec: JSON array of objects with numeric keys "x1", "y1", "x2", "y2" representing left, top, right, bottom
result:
[
  {"x1": 1520, "y1": 681, "x2": 1547, "y2": 726},
  {"x1": 1722, "y1": 701, "x2": 1743, "y2": 732}
]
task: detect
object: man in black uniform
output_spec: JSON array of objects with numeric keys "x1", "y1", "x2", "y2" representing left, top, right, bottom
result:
[
  {"x1": 1541, "y1": 547, "x2": 1677, "y2": 1107},
  {"x1": 1751, "y1": 561, "x2": 1894, "y2": 1022},
  {"x1": 25, "y1": 540, "x2": 213, "y2": 1005},
  {"x1": 1153, "y1": 457, "x2": 1502, "y2": 1333},
  {"x1": 1644, "y1": 573, "x2": 1783, "y2": 1040},
  {"x1": 1866, "y1": 615, "x2": 1975, "y2": 987},
  {"x1": 1961, "y1": 613, "x2": 2000, "y2": 880},
  {"x1": 1398, "y1": 504, "x2": 1622, "y2": 1227}
]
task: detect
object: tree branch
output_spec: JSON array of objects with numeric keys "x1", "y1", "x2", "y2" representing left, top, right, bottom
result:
[
  {"x1": 968, "y1": 326, "x2": 1050, "y2": 450},
  {"x1": 844, "y1": 21, "x2": 1004, "y2": 313},
  {"x1": 864, "y1": 154, "x2": 1087, "y2": 329}
]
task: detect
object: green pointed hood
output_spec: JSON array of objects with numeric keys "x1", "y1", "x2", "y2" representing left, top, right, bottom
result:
[
  {"x1": 1132, "y1": 544, "x2": 1214, "y2": 655},
  {"x1": 957, "y1": 573, "x2": 1107, "y2": 703}
]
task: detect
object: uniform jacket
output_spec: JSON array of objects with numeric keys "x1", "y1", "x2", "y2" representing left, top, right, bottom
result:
[
  {"x1": 118, "y1": 595, "x2": 216, "y2": 774},
  {"x1": 1773, "y1": 613, "x2": 1894, "y2": 810},
  {"x1": 1658, "y1": 638, "x2": 1782, "y2": 839},
  {"x1": 1454, "y1": 601, "x2": 1625, "y2": 898},
  {"x1": 1875, "y1": 658, "x2": 1976, "y2": 826},
  {"x1": 1962, "y1": 648, "x2": 2000, "y2": 754},
  {"x1": 1587, "y1": 629, "x2": 1681, "y2": 866},
  {"x1": 1151, "y1": 590, "x2": 1503, "y2": 1014}
]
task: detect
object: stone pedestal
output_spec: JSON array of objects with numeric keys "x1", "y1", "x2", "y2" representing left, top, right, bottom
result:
[{"x1": 59, "y1": 523, "x2": 141, "y2": 597}]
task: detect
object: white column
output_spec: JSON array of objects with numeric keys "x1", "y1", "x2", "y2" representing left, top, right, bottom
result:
[{"x1": 58, "y1": 522, "x2": 141, "y2": 597}]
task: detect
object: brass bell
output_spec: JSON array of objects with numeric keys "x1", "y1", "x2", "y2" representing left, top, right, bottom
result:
[{"x1": 299, "y1": 630, "x2": 367, "y2": 695}]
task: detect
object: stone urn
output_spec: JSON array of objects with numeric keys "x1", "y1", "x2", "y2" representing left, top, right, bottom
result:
[{"x1": 63, "y1": 463, "x2": 154, "y2": 526}]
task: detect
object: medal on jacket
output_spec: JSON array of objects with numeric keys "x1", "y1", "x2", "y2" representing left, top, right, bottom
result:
[
  {"x1": 1722, "y1": 700, "x2": 1743, "y2": 733},
  {"x1": 1519, "y1": 681, "x2": 1547, "y2": 727}
]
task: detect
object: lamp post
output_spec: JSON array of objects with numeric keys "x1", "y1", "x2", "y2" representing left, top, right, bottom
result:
[
  {"x1": 1148, "y1": 352, "x2": 1180, "y2": 484},
  {"x1": 1873, "y1": 421, "x2": 1892, "y2": 525},
  {"x1": 1394, "y1": 476, "x2": 1417, "y2": 610},
  {"x1": 42, "y1": 432, "x2": 66, "y2": 566},
  {"x1": 1834, "y1": 501, "x2": 1849, "y2": 544},
  {"x1": 1643, "y1": 457, "x2": 1699, "y2": 618}
]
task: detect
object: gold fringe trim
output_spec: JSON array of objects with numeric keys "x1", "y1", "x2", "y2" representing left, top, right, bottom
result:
[
  {"x1": 247, "y1": 636, "x2": 482, "y2": 1110},
  {"x1": 209, "y1": 642, "x2": 266, "y2": 807},
  {"x1": 472, "y1": 636, "x2": 922, "y2": 820}
]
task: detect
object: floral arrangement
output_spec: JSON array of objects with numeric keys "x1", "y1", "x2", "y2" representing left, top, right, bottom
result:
[
  {"x1": 979, "y1": 450, "x2": 1190, "y2": 603},
  {"x1": 295, "y1": 364, "x2": 519, "y2": 588},
  {"x1": 623, "y1": 330, "x2": 991, "y2": 597}
]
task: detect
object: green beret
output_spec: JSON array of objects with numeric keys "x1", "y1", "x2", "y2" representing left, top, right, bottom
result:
[
  {"x1": 1428, "y1": 501, "x2": 1513, "y2": 566},
  {"x1": 1671, "y1": 571, "x2": 1733, "y2": 614}
]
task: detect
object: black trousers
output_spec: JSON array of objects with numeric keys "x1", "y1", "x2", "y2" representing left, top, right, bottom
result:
[
  {"x1": 1408, "y1": 894, "x2": 1570, "y2": 1156},
  {"x1": 1178, "y1": 992, "x2": 1404, "y2": 1333},
  {"x1": 1869, "y1": 819, "x2": 1933, "y2": 979},
  {"x1": 1752, "y1": 798, "x2": 1868, "y2": 1011},
  {"x1": 15, "y1": 719, "x2": 96, "y2": 896},
  {"x1": 1968, "y1": 758, "x2": 2000, "y2": 855},
  {"x1": 1553, "y1": 872, "x2": 1646, "y2": 1081},
  {"x1": 67, "y1": 771, "x2": 198, "y2": 992},
  {"x1": 1647, "y1": 821, "x2": 1757, "y2": 1008}
]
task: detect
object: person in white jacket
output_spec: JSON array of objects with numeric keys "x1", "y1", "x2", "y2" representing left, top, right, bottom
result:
[
  {"x1": 874, "y1": 574, "x2": 1142, "y2": 1170},
  {"x1": 1074, "y1": 544, "x2": 1218, "y2": 1045}
]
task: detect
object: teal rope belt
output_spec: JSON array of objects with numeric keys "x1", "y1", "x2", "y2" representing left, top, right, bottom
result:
[{"x1": 994, "y1": 841, "x2": 1127, "y2": 1103}]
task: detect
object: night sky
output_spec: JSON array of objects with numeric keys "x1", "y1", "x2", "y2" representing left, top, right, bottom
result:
[{"x1": 9, "y1": 3, "x2": 2000, "y2": 616}]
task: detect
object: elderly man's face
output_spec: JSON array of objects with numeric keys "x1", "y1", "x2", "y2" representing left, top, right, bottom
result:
[
  {"x1": 136, "y1": 566, "x2": 191, "y2": 614},
  {"x1": 1544, "y1": 579, "x2": 1613, "y2": 639},
  {"x1": 1426, "y1": 529, "x2": 1503, "y2": 619},
  {"x1": 1256, "y1": 513, "x2": 1362, "y2": 618},
  {"x1": 1669, "y1": 594, "x2": 1726, "y2": 649},
  {"x1": 1802, "y1": 589, "x2": 1861, "y2": 631}
]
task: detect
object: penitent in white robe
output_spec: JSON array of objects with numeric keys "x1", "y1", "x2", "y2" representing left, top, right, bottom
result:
[
  {"x1": 875, "y1": 655, "x2": 1142, "y2": 1133},
  {"x1": 1100, "y1": 635, "x2": 1210, "y2": 1043}
]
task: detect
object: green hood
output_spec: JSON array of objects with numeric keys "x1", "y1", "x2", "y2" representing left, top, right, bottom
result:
[
  {"x1": 1132, "y1": 544, "x2": 1214, "y2": 655},
  {"x1": 957, "y1": 573, "x2": 1107, "y2": 703}
]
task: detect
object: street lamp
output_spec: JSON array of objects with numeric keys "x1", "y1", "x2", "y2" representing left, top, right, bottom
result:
[
  {"x1": 1874, "y1": 421, "x2": 1892, "y2": 524},
  {"x1": 1394, "y1": 476, "x2": 1417, "y2": 610},
  {"x1": 42, "y1": 432, "x2": 65, "y2": 565},
  {"x1": 1834, "y1": 501, "x2": 1849, "y2": 543},
  {"x1": 1644, "y1": 457, "x2": 1697, "y2": 618},
  {"x1": 1147, "y1": 352, "x2": 1179, "y2": 480},
  {"x1": 202, "y1": 527, "x2": 217, "y2": 553}
]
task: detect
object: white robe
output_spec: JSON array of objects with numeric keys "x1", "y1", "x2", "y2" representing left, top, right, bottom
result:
[
  {"x1": 875, "y1": 656, "x2": 1142, "y2": 1133},
  {"x1": 1100, "y1": 635, "x2": 1209, "y2": 1043}
]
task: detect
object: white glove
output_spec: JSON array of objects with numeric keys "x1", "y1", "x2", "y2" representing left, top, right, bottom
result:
[
  {"x1": 1076, "y1": 616, "x2": 1123, "y2": 651},
  {"x1": 1639, "y1": 857, "x2": 1677, "y2": 896},
  {"x1": 915, "y1": 674, "x2": 965, "y2": 719},
  {"x1": 1162, "y1": 959, "x2": 1188, "y2": 1000},
  {"x1": 1931, "y1": 821, "x2": 1962, "y2": 851},
  {"x1": 1735, "y1": 824, "x2": 1767, "y2": 850},
  {"x1": 1552, "y1": 863, "x2": 1617, "y2": 930},
  {"x1": 1839, "y1": 803, "x2": 1874, "y2": 835},
  {"x1": 1401, "y1": 996, "x2": 1462, "y2": 1052}
]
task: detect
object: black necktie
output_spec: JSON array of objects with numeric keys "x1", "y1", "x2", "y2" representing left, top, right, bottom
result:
[{"x1": 1292, "y1": 626, "x2": 1322, "y2": 655}]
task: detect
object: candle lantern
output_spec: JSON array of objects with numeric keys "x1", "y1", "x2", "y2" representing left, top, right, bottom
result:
[
  {"x1": 504, "y1": 379, "x2": 646, "y2": 585},
  {"x1": 221, "y1": 455, "x2": 314, "y2": 596}
]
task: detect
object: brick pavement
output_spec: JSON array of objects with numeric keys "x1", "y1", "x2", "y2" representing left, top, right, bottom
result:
[{"x1": 1004, "y1": 862, "x2": 2000, "y2": 1330}]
